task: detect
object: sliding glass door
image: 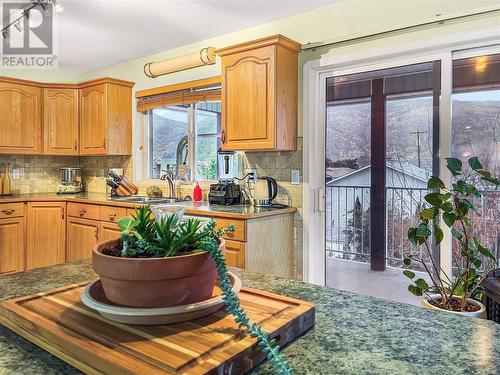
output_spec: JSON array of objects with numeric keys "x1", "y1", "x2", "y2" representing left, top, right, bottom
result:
[
  {"x1": 451, "y1": 52, "x2": 500, "y2": 271},
  {"x1": 323, "y1": 48, "x2": 500, "y2": 301},
  {"x1": 325, "y1": 62, "x2": 440, "y2": 300}
]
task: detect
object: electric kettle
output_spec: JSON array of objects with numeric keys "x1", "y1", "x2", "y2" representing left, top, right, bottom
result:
[{"x1": 253, "y1": 176, "x2": 278, "y2": 207}]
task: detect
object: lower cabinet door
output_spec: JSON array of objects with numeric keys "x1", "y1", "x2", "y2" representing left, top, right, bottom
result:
[
  {"x1": 67, "y1": 217, "x2": 100, "y2": 262},
  {"x1": 27, "y1": 202, "x2": 66, "y2": 270},
  {"x1": 0, "y1": 217, "x2": 25, "y2": 274},
  {"x1": 99, "y1": 221, "x2": 121, "y2": 242},
  {"x1": 224, "y1": 240, "x2": 245, "y2": 269}
]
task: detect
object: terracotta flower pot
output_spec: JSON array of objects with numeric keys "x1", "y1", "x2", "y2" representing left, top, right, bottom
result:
[
  {"x1": 93, "y1": 238, "x2": 224, "y2": 308},
  {"x1": 422, "y1": 294, "x2": 486, "y2": 318}
]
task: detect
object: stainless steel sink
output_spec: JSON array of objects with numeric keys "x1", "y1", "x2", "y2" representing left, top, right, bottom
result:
[{"x1": 110, "y1": 196, "x2": 188, "y2": 204}]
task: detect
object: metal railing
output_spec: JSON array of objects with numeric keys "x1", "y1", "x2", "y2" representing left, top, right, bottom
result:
[{"x1": 325, "y1": 185, "x2": 499, "y2": 270}]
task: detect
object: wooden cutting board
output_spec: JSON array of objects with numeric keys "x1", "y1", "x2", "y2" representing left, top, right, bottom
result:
[{"x1": 0, "y1": 281, "x2": 315, "y2": 374}]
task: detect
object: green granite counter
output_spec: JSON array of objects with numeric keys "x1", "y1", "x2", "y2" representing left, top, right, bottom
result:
[
  {"x1": 0, "y1": 193, "x2": 296, "y2": 219},
  {"x1": 0, "y1": 261, "x2": 499, "y2": 374}
]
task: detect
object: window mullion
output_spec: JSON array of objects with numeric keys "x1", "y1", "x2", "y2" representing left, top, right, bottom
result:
[{"x1": 439, "y1": 52, "x2": 453, "y2": 280}]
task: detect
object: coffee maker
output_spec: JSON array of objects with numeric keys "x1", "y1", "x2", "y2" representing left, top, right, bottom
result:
[{"x1": 208, "y1": 150, "x2": 241, "y2": 205}]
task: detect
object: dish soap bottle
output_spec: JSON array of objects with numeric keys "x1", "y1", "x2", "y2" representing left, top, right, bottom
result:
[{"x1": 193, "y1": 182, "x2": 202, "y2": 201}]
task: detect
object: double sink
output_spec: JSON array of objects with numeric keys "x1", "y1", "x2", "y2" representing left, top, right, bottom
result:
[{"x1": 110, "y1": 196, "x2": 189, "y2": 204}]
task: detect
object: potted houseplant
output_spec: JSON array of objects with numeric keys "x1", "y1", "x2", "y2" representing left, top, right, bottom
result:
[
  {"x1": 93, "y1": 205, "x2": 291, "y2": 374},
  {"x1": 404, "y1": 156, "x2": 499, "y2": 317}
]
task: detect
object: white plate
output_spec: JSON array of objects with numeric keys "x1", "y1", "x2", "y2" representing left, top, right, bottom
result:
[{"x1": 81, "y1": 272, "x2": 242, "y2": 325}]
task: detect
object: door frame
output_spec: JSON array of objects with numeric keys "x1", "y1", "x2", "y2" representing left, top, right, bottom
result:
[{"x1": 302, "y1": 26, "x2": 500, "y2": 285}]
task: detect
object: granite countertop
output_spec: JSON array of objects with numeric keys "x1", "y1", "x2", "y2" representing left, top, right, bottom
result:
[
  {"x1": 1, "y1": 261, "x2": 498, "y2": 374},
  {"x1": 0, "y1": 193, "x2": 296, "y2": 219}
]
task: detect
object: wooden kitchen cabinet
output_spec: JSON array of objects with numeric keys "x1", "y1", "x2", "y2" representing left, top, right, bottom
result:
[
  {"x1": 224, "y1": 240, "x2": 245, "y2": 269},
  {"x1": 26, "y1": 202, "x2": 66, "y2": 270},
  {"x1": 0, "y1": 79, "x2": 42, "y2": 154},
  {"x1": 216, "y1": 35, "x2": 301, "y2": 151},
  {"x1": 99, "y1": 221, "x2": 121, "y2": 242},
  {"x1": 0, "y1": 217, "x2": 25, "y2": 274},
  {"x1": 43, "y1": 88, "x2": 79, "y2": 155},
  {"x1": 79, "y1": 79, "x2": 135, "y2": 156},
  {"x1": 66, "y1": 217, "x2": 99, "y2": 262}
]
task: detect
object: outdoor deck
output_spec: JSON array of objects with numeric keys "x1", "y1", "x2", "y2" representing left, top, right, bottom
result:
[{"x1": 326, "y1": 258, "x2": 431, "y2": 306}]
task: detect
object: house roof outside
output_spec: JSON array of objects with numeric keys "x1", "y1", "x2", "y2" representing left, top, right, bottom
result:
[{"x1": 326, "y1": 160, "x2": 431, "y2": 186}]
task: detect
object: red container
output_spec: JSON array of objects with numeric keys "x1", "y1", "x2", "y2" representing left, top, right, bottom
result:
[{"x1": 193, "y1": 182, "x2": 202, "y2": 201}]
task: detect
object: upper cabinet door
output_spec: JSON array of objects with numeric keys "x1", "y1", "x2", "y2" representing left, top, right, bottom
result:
[
  {"x1": 80, "y1": 84, "x2": 107, "y2": 155},
  {"x1": 222, "y1": 46, "x2": 275, "y2": 150},
  {"x1": 217, "y1": 35, "x2": 300, "y2": 152},
  {"x1": 0, "y1": 82, "x2": 42, "y2": 154},
  {"x1": 43, "y1": 88, "x2": 79, "y2": 155}
]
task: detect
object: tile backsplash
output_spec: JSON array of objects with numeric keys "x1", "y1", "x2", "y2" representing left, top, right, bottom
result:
[{"x1": 0, "y1": 155, "x2": 132, "y2": 194}]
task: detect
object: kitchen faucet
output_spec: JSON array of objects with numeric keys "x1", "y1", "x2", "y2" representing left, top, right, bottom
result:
[{"x1": 160, "y1": 170, "x2": 175, "y2": 198}]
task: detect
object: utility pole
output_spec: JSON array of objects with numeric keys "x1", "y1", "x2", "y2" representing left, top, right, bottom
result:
[{"x1": 410, "y1": 130, "x2": 427, "y2": 168}]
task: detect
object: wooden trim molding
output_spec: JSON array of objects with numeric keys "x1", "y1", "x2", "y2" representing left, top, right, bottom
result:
[
  {"x1": 215, "y1": 34, "x2": 302, "y2": 56},
  {"x1": 0, "y1": 76, "x2": 134, "y2": 89},
  {"x1": 78, "y1": 78, "x2": 135, "y2": 89},
  {"x1": 135, "y1": 76, "x2": 222, "y2": 98}
]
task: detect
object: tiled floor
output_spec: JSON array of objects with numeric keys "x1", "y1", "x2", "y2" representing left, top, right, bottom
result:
[{"x1": 326, "y1": 257, "x2": 432, "y2": 306}]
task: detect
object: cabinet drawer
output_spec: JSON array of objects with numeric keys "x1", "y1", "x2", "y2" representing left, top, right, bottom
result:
[
  {"x1": 100, "y1": 205, "x2": 128, "y2": 223},
  {"x1": 215, "y1": 218, "x2": 245, "y2": 242},
  {"x1": 126, "y1": 207, "x2": 138, "y2": 217},
  {"x1": 67, "y1": 202, "x2": 100, "y2": 220},
  {"x1": 0, "y1": 202, "x2": 24, "y2": 218}
]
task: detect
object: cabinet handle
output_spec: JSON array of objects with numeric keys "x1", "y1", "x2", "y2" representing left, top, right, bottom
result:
[
  {"x1": 1, "y1": 209, "x2": 14, "y2": 215},
  {"x1": 95, "y1": 227, "x2": 99, "y2": 241},
  {"x1": 61, "y1": 207, "x2": 65, "y2": 219},
  {"x1": 74, "y1": 141, "x2": 77, "y2": 151},
  {"x1": 102, "y1": 138, "x2": 106, "y2": 149},
  {"x1": 79, "y1": 208, "x2": 86, "y2": 217},
  {"x1": 108, "y1": 213, "x2": 116, "y2": 221},
  {"x1": 221, "y1": 130, "x2": 226, "y2": 144}
]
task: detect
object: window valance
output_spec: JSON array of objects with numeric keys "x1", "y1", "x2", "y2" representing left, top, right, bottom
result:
[{"x1": 136, "y1": 76, "x2": 221, "y2": 112}]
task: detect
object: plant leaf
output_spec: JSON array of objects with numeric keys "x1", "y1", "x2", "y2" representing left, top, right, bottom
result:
[
  {"x1": 416, "y1": 223, "x2": 431, "y2": 240},
  {"x1": 451, "y1": 227, "x2": 463, "y2": 240},
  {"x1": 403, "y1": 270, "x2": 415, "y2": 279},
  {"x1": 446, "y1": 157, "x2": 462, "y2": 175},
  {"x1": 424, "y1": 193, "x2": 442, "y2": 207},
  {"x1": 442, "y1": 212, "x2": 455, "y2": 227},
  {"x1": 438, "y1": 192, "x2": 452, "y2": 201},
  {"x1": 408, "y1": 285, "x2": 423, "y2": 296},
  {"x1": 478, "y1": 243, "x2": 495, "y2": 260},
  {"x1": 415, "y1": 278, "x2": 429, "y2": 292},
  {"x1": 427, "y1": 176, "x2": 445, "y2": 189},
  {"x1": 434, "y1": 226, "x2": 443, "y2": 245},
  {"x1": 117, "y1": 216, "x2": 135, "y2": 231},
  {"x1": 407, "y1": 228, "x2": 418, "y2": 246},
  {"x1": 468, "y1": 157, "x2": 483, "y2": 170},
  {"x1": 420, "y1": 207, "x2": 437, "y2": 220},
  {"x1": 440, "y1": 202, "x2": 453, "y2": 212}
]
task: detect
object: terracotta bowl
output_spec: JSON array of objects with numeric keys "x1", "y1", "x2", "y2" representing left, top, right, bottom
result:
[{"x1": 93, "y1": 238, "x2": 224, "y2": 308}]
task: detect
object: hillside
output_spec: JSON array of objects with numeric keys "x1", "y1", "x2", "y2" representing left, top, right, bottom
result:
[{"x1": 326, "y1": 97, "x2": 500, "y2": 178}]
